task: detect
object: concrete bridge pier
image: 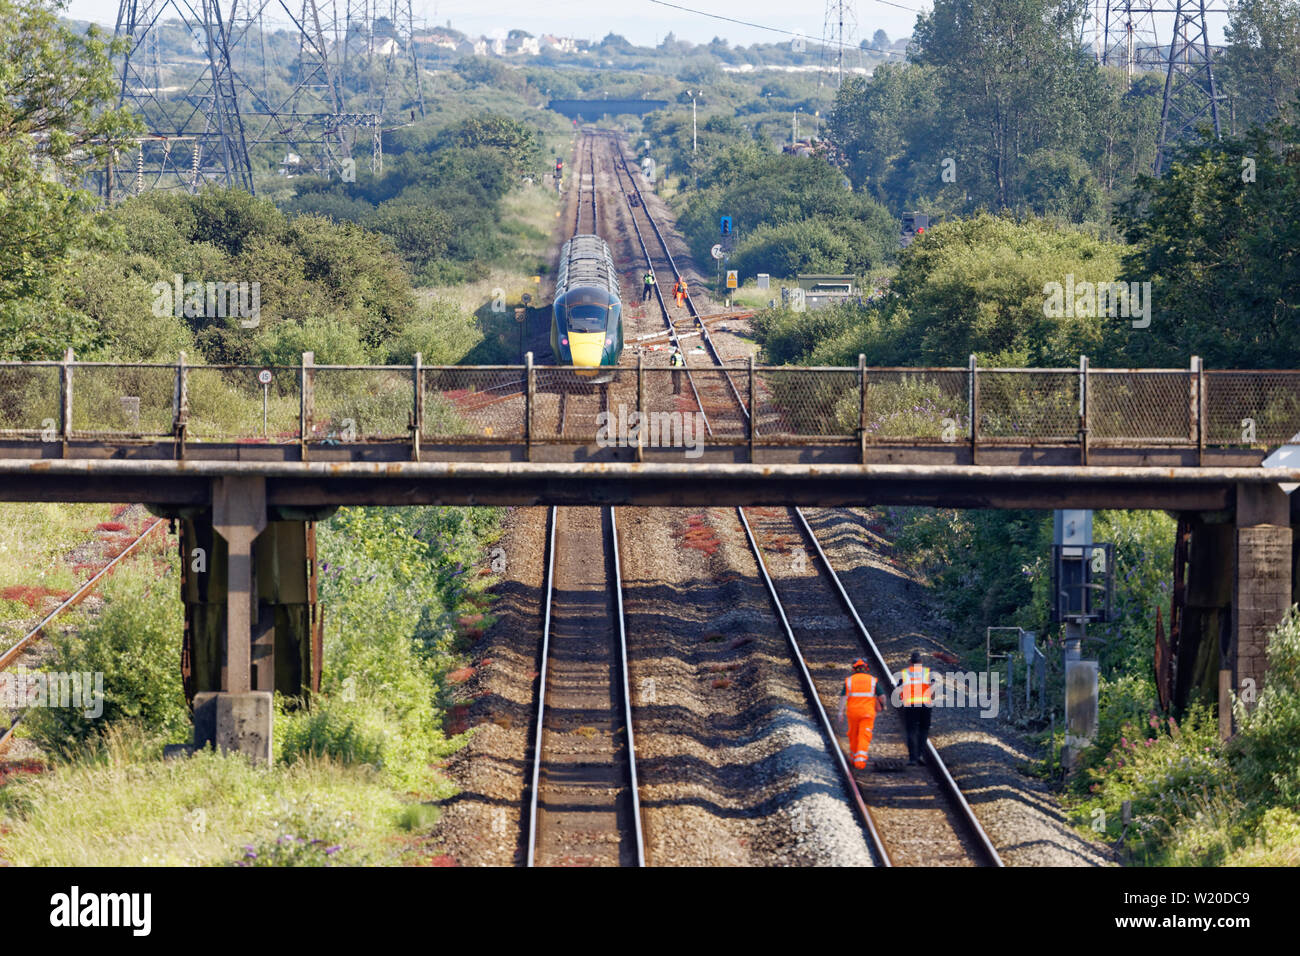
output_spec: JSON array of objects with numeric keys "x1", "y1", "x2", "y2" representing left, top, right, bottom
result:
[{"x1": 161, "y1": 477, "x2": 327, "y2": 763}]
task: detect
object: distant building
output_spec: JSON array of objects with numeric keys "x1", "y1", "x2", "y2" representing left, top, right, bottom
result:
[{"x1": 540, "y1": 34, "x2": 578, "y2": 54}]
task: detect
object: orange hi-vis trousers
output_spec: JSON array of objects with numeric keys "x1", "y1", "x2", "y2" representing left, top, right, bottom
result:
[
  {"x1": 845, "y1": 672, "x2": 879, "y2": 769},
  {"x1": 848, "y1": 709, "x2": 877, "y2": 769}
]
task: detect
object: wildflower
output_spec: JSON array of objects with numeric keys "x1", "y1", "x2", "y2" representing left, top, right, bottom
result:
[{"x1": 325, "y1": 845, "x2": 342, "y2": 856}]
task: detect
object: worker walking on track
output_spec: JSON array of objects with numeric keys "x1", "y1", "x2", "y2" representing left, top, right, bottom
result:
[
  {"x1": 897, "y1": 649, "x2": 935, "y2": 765},
  {"x1": 673, "y1": 275, "x2": 688, "y2": 307},
  {"x1": 643, "y1": 270, "x2": 656, "y2": 302},
  {"x1": 669, "y1": 344, "x2": 685, "y2": 394},
  {"x1": 838, "y1": 659, "x2": 886, "y2": 770}
]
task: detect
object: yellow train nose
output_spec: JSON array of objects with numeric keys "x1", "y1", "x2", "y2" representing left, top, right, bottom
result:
[{"x1": 568, "y1": 332, "x2": 606, "y2": 367}]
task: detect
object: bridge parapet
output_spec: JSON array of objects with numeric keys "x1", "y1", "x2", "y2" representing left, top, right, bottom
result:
[{"x1": 0, "y1": 354, "x2": 1296, "y2": 466}]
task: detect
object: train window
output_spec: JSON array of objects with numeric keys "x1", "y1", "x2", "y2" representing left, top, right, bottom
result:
[{"x1": 566, "y1": 304, "x2": 607, "y2": 332}]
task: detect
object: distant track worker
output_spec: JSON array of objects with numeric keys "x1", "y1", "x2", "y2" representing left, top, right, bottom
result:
[
  {"x1": 838, "y1": 659, "x2": 886, "y2": 770},
  {"x1": 673, "y1": 276, "x2": 688, "y2": 307},
  {"x1": 669, "y1": 344, "x2": 686, "y2": 394},
  {"x1": 897, "y1": 649, "x2": 935, "y2": 765},
  {"x1": 643, "y1": 270, "x2": 656, "y2": 302}
]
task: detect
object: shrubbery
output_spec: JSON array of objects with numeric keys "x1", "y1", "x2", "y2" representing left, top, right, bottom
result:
[{"x1": 24, "y1": 559, "x2": 189, "y2": 755}]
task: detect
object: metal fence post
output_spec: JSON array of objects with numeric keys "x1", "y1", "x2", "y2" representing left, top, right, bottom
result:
[
  {"x1": 636, "y1": 351, "x2": 645, "y2": 463},
  {"x1": 858, "y1": 353, "x2": 867, "y2": 464},
  {"x1": 1191, "y1": 355, "x2": 1204, "y2": 465},
  {"x1": 748, "y1": 354, "x2": 757, "y2": 463},
  {"x1": 173, "y1": 350, "x2": 188, "y2": 459},
  {"x1": 60, "y1": 347, "x2": 74, "y2": 456},
  {"x1": 968, "y1": 354, "x2": 978, "y2": 465},
  {"x1": 1079, "y1": 354, "x2": 1089, "y2": 466},
  {"x1": 300, "y1": 351, "x2": 314, "y2": 461},
  {"x1": 411, "y1": 352, "x2": 423, "y2": 462},
  {"x1": 525, "y1": 351, "x2": 535, "y2": 461}
]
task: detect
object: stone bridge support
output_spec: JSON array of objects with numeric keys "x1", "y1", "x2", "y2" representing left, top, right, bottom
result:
[{"x1": 1177, "y1": 484, "x2": 1295, "y2": 737}]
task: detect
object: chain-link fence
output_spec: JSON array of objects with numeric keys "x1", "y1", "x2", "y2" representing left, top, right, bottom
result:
[
  {"x1": 423, "y1": 366, "x2": 527, "y2": 442},
  {"x1": 864, "y1": 369, "x2": 969, "y2": 442},
  {"x1": 1206, "y1": 371, "x2": 1300, "y2": 447},
  {"x1": 0, "y1": 364, "x2": 60, "y2": 438},
  {"x1": 69, "y1": 364, "x2": 177, "y2": 438},
  {"x1": 3, "y1": 359, "x2": 1296, "y2": 455},
  {"x1": 186, "y1": 366, "x2": 300, "y2": 442},
  {"x1": 1090, "y1": 370, "x2": 1194, "y2": 445},
  {"x1": 978, "y1": 370, "x2": 1079, "y2": 443}
]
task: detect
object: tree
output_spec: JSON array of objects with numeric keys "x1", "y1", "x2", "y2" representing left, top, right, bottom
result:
[
  {"x1": 0, "y1": 0, "x2": 141, "y2": 358},
  {"x1": 1113, "y1": 113, "x2": 1300, "y2": 368},
  {"x1": 871, "y1": 29, "x2": 890, "y2": 49},
  {"x1": 911, "y1": 0, "x2": 1098, "y2": 210},
  {"x1": 1220, "y1": 0, "x2": 1300, "y2": 129}
]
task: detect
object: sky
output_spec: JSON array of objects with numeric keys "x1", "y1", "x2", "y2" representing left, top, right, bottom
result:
[{"x1": 63, "y1": 0, "x2": 927, "y2": 50}]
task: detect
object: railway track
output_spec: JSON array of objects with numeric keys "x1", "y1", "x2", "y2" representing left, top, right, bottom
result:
[
  {"x1": 741, "y1": 505, "x2": 1003, "y2": 867},
  {"x1": 600, "y1": 133, "x2": 748, "y2": 436},
  {"x1": 0, "y1": 514, "x2": 167, "y2": 754},
  {"x1": 525, "y1": 505, "x2": 645, "y2": 866},
  {"x1": 579, "y1": 132, "x2": 1001, "y2": 866}
]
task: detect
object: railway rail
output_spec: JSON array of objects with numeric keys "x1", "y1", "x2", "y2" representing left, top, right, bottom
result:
[
  {"x1": 743, "y1": 504, "x2": 1003, "y2": 866},
  {"x1": 0, "y1": 515, "x2": 167, "y2": 754},
  {"x1": 585, "y1": 131, "x2": 1001, "y2": 865},
  {"x1": 525, "y1": 505, "x2": 645, "y2": 866}
]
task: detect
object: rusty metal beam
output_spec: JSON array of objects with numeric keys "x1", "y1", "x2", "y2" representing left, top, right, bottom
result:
[{"x1": 0, "y1": 458, "x2": 1292, "y2": 509}]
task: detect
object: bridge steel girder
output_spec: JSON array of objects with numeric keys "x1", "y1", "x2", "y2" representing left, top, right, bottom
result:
[{"x1": 0, "y1": 460, "x2": 1296, "y2": 511}]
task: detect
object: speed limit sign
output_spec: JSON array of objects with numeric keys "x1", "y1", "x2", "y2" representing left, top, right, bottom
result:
[{"x1": 257, "y1": 369, "x2": 273, "y2": 385}]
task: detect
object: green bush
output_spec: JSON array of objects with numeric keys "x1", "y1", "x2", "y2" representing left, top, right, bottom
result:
[
  {"x1": 1233, "y1": 607, "x2": 1300, "y2": 811},
  {"x1": 23, "y1": 561, "x2": 189, "y2": 754}
]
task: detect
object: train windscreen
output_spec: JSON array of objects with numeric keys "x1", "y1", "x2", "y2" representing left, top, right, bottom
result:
[{"x1": 566, "y1": 303, "x2": 608, "y2": 332}]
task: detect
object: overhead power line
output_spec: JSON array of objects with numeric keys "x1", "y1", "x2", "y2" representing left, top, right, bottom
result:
[{"x1": 644, "y1": 0, "x2": 919, "y2": 57}]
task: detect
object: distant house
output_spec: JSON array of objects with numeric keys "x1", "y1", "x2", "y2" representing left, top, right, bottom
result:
[
  {"x1": 540, "y1": 34, "x2": 577, "y2": 54},
  {"x1": 512, "y1": 36, "x2": 540, "y2": 55},
  {"x1": 414, "y1": 32, "x2": 461, "y2": 51},
  {"x1": 471, "y1": 38, "x2": 487, "y2": 56}
]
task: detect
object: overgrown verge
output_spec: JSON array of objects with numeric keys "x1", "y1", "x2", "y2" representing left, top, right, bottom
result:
[
  {"x1": 1063, "y1": 611, "x2": 1300, "y2": 866},
  {"x1": 0, "y1": 504, "x2": 501, "y2": 866}
]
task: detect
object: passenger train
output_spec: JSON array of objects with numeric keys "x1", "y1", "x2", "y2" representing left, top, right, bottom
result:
[{"x1": 551, "y1": 234, "x2": 623, "y2": 377}]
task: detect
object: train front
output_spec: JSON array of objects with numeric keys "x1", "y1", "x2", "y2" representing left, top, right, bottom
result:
[{"x1": 551, "y1": 286, "x2": 623, "y2": 378}]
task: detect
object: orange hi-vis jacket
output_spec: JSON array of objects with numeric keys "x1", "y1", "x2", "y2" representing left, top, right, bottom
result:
[
  {"x1": 899, "y1": 664, "x2": 933, "y2": 706},
  {"x1": 845, "y1": 672, "x2": 879, "y2": 717}
]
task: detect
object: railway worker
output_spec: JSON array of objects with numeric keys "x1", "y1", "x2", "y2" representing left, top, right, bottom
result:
[
  {"x1": 838, "y1": 659, "x2": 886, "y2": 770},
  {"x1": 669, "y1": 345, "x2": 685, "y2": 394},
  {"x1": 643, "y1": 270, "x2": 656, "y2": 301},
  {"x1": 897, "y1": 649, "x2": 935, "y2": 765},
  {"x1": 673, "y1": 276, "x2": 688, "y2": 307}
]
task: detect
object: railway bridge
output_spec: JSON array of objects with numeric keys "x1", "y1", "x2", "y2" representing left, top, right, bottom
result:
[{"x1": 0, "y1": 354, "x2": 1296, "y2": 757}]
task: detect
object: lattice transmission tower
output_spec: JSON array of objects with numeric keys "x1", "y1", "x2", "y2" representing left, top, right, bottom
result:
[
  {"x1": 105, "y1": 0, "x2": 426, "y2": 199},
  {"x1": 1090, "y1": 0, "x2": 1229, "y2": 173},
  {"x1": 820, "y1": 0, "x2": 859, "y2": 89}
]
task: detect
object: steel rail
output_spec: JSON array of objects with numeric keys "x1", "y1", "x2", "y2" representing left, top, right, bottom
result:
[
  {"x1": 609, "y1": 506, "x2": 646, "y2": 866},
  {"x1": 791, "y1": 507, "x2": 1004, "y2": 867},
  {"x1": 525, "y1": 505, "x2": 645, "y2": 867},
  {"x1": 601, "y1": 134, "x2": 715, "y2": 437},
  {"x1": 734, "y1": 505, "x2": 892, "y2": 867},
  {"x1": 605, "y1": 133, "x2": 749, "y2": 417},
  {"x1": 525, "y1": 505, "x2": 559, "y2": 868},
  {"x1": 0, "y1": 517, "x2": 167, "y2": 672}
]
